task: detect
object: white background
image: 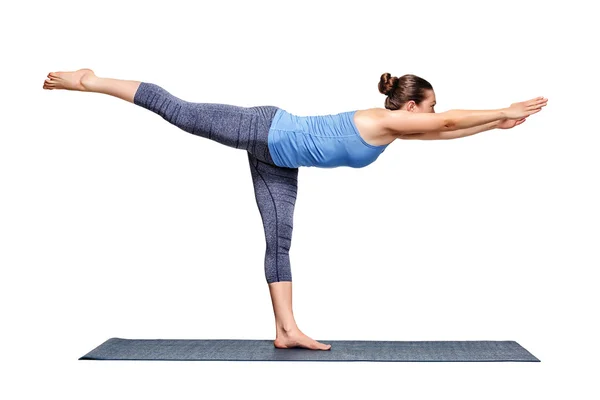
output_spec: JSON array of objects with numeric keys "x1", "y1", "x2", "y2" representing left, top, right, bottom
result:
[{"x1": 2, "y1": 0, "x2": 598, "y2": 398}]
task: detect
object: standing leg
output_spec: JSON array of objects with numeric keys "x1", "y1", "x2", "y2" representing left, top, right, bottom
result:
[{"x1": 247, "y1": 153, "x2": 331, "y2": 350}]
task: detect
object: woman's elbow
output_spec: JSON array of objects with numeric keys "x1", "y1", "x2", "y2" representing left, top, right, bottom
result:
[{"x1": 439, "y1": 113, "x2": 456, "y2": 131}]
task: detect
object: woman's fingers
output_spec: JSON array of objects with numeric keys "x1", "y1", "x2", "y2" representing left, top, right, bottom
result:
[
  {"x1": 527, "y1": 105, "x2": 543, "y2": 111},
  {"x1": 526, "y1": 99, "x2": 547, "y2": 110},
  {"x1": 526, "y1": 97, "x2": 547, "y2": 105}
]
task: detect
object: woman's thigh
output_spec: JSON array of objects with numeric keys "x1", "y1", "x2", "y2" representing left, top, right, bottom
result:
[
  {"x1": 247, "y1": 152, "x2": 299, "y2": 283},
  {"x1": 133, "y1": 82, "x2": 279, "y2": 165}
]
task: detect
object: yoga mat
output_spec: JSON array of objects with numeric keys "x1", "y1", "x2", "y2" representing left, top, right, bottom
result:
[{"x1": 79, "y1": 338, "x2": 540, "y2": 362}]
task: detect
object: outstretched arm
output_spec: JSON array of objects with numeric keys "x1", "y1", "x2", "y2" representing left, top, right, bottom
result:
[
  {"x1": 400, "y1": 120, "x2": 500, "y2": 140},
  {"x1": 383, "y1": 96, "x2": 547, "y2": 138}
]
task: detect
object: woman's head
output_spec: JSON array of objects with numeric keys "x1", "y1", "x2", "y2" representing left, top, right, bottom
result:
[{"x1": 378, "y1": 73, "x2": 436, "y2": 113}]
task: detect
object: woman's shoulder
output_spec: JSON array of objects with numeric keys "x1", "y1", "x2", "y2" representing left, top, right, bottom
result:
[
  {"x1": 355, "y1": 107, "x2": 389, "y2": 117},
  {"x1": 353, "y1": 108, "x2": 396, "y2": 147}
]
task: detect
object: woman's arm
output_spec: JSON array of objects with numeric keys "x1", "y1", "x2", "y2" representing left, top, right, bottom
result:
[
  {"x1": 382, "y1": 107, "x2": 507, "y2": 136},
  {"x1": 382, "y1": 96, "x2": 546, "y2": 136},
  {"x1": 399, "y1": 120, "x2": 500, "y2": 140}
]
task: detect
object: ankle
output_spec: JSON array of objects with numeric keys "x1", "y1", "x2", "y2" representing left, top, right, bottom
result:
[
  {"x1": 80, "y1": 71, "x2": 98, "y2": 91},
  {"x1": 276, "y1": 322, "x2": 298, "y2": 334}
]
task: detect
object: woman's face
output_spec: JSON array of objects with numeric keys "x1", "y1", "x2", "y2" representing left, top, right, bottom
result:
[{"x1": 402, "y1": 89, "x2": 437, "y2": 113}]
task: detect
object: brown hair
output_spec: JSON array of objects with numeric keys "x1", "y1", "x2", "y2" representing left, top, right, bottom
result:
[{"x1": 378, "y1": 73, "x2": 433, "y2": 110}]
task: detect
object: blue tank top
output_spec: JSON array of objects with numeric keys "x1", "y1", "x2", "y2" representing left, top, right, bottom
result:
[{"x1": 267, "y1": 108, "x2": 389, "y2": 168}]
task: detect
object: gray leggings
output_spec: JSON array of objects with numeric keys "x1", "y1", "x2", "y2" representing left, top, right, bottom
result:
[{"x1": 133, "y1": 82, "x2": 297, "y2": 284}]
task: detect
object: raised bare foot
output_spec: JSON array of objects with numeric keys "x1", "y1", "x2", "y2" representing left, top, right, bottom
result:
[
  {"x1": 42, "y1": 68, "x2": 96, "y2": 91},
  {"x1": 274, "y1": 328, "x2": 331, "y2": 350}
]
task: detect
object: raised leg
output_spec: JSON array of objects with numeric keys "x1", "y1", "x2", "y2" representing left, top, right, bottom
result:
[{"x1": 43, "y1": 68, "x2": 275, "y2": 162}]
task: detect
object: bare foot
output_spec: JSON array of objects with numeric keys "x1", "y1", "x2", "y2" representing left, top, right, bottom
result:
[
  {"x1": 274, "y1": 328, "x2": 331, "y2": 350},
  {"x1": 42, "y1": 68, "x2": 96, "y2": 91}
]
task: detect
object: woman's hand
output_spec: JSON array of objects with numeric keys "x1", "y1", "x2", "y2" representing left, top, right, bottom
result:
[
  {"x1": 497, "y1": 117, "x2": 527, "y2": 129},
  {"x1": 503, "y1": 97, "x2": 548, "y2": 119}
]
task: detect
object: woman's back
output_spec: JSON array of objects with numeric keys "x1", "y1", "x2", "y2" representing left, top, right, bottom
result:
[{"x1": 267, "y1": 108, "x2": 390, "y2": 168}]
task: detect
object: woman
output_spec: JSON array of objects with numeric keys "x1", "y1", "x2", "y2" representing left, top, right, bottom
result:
[{"x1": 42, "y1": 69, "x2": 548, "y2": 351}]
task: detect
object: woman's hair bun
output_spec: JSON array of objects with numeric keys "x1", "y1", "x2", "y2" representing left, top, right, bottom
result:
[{"x1": 378, "y1": 72, "x2": 398, "y2": 96}]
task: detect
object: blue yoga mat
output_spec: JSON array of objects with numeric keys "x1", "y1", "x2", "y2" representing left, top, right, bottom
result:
[{"x1": 79, "y1": 338, "x2": 540, "y2": 362}]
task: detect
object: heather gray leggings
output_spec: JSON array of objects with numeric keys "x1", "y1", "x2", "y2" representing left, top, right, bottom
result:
[{"x1": 133, "y1": 82, "x2": 297, "y2": 283}]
